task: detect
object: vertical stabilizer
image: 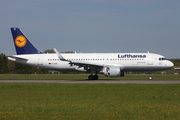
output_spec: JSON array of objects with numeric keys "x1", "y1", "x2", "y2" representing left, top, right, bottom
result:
[{"x1": 11, "y1": 28, "x2": 40, "y2": 55}]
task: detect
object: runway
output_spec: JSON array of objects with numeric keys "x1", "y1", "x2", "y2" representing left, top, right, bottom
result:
[{"x1": 0, "y1": 80, "x2": 180, "y2": 84}]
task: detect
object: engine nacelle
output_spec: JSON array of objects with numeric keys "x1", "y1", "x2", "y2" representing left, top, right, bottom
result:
[{"x1": 102, "y1": 66, "x2": 124, "y2": 77}]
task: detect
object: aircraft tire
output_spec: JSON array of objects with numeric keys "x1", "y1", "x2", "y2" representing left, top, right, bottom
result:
[
  {"x1": 88, "y1": 75, "x2": 93, "y2": 80},
  {"x1": 93, "y1": 75, "x2": 99, "y2": 80},
  {"x1": 88, "y1": 75, "x2": 99, "y2": 80}
]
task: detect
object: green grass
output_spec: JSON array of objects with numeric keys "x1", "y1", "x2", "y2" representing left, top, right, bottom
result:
[
  {"x1": 0, "y1": 74, "x2": 180, "y2": 80},
  {"x1": 0, "y1": 84, "x2": 180, "y2": 120}
]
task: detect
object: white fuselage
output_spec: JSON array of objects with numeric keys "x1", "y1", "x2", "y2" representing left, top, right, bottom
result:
[{"x1": 8, "y1": 53, "x2": 174, "y2": 72}]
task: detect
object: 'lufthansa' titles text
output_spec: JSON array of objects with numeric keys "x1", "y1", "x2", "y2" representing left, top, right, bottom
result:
[{"x1": 118, "y1": 54, "x2": 146, "y2": 58}]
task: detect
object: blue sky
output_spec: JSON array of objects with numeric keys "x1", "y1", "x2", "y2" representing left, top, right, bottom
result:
[{"x1": 0, "y1": 0, "x2": 180, "y2": 58}]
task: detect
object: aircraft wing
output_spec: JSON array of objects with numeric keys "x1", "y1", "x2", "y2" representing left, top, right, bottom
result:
[
  {"x1": 69, "y1": 60, "x2": 104, "y2": 71},
  {"x1": 54, "y1": 48, "x2": 124, "y2": 72},
  {"x1": 54, "y1": 48, "x2": 107, "y2": 71}
]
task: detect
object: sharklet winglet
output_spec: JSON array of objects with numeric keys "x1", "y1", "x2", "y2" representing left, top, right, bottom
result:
[{"x1": 54, "y1": 48, "x2": 69, "y2": 61}]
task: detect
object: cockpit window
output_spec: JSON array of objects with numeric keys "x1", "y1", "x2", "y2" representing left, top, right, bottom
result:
[{"x1": 159, "y1": 57, "x2": 166, "y2": 61}]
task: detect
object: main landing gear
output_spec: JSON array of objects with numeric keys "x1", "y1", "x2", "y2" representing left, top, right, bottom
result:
[{"x1": 88, "y1": 74, "x2": 99, "y2": 80}]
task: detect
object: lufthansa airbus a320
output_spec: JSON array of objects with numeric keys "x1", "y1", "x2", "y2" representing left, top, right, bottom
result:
[{"x1": 8, "y1": 28, "x2": 174, "y2": 80}]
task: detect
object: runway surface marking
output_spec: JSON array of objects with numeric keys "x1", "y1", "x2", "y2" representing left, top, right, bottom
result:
[{"x1": 0, "y1": 80, "x2": 180, "y2": 84}]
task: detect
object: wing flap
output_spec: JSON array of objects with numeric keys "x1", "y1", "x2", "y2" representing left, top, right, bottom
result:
[{"x1": 70, "y1": 60, "x2": 103, "y2": 67}]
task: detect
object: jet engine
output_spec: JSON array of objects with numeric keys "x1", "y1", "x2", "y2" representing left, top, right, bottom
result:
[{"x1": 102, "y1": 66, "x2": 124, "y2": 77}]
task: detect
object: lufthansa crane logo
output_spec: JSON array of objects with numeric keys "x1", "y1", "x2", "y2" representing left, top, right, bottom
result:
[{"x1": 15, "y1": 35, "x2": 27, "y2": 47}]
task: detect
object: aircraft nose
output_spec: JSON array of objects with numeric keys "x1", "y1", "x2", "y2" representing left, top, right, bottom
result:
[{"x1": 168, "y1": 61, "x2": 174, "y2": 68}]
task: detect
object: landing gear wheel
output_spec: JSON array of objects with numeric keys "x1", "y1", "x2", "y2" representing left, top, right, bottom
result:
[
  {"x1": 148, "y1": 71, "x2": 153, "y2": 80},
  {"x1": 88, "y1": 75, "x2": 93, "y2": 80},
  {"x1": 93, "y1": 75, "x2": 99, "y2": 80},
  {"x1": 88, "y1": 75, "x2": 99, "y2": 80}
]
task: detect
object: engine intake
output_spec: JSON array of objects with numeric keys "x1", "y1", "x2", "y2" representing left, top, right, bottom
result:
[{"x1": 102, "y1": 66, "x2": 124, "y2": 77}]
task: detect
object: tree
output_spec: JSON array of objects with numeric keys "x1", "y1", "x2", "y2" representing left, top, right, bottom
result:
[
  {"x1": 44, "y1": 49, "x2": 55, "y2": 53},
  {"x1": 44, "y1": 49, "x2": 75, "y2": 54},
  {"x1": 0, "y1": 54, "x2": 2, "y2": 74},
  {"x1": 0, "y1": 54, "x2": 8, "y2": 74}
]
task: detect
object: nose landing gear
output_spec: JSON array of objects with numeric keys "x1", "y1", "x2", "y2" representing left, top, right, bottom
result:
[{"x1": 148, "y1": 72, "x2": 153, "y2": 80}]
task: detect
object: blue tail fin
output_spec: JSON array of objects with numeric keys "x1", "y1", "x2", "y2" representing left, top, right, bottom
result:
[{"x1": 11, "y1": 28, "x2": 40, "y2": 55}]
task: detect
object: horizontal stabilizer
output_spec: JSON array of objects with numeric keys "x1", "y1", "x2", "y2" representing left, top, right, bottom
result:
[{"x1": 8, "y1": 56, "x2": 28, "y2": 61}]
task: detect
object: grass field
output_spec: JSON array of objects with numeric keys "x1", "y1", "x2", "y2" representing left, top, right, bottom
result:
[
  {"x1": 0, "y1": 83, "x2": 180, "y2": 120},
  {"x1": 0, "y1": 74, "x2": 180, "y2": 80},
  {"x1": 0, "y1": 74, "x2": 180, "y2": 119}
]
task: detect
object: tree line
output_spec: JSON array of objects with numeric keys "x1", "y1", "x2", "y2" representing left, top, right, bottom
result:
[{"x1": 0, "y1": 53, "x2": 48, "y2": 74}]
